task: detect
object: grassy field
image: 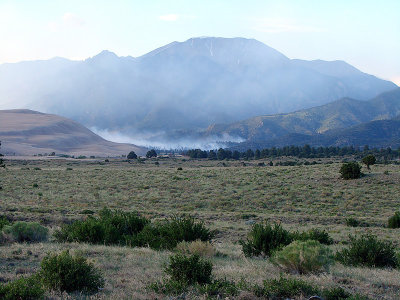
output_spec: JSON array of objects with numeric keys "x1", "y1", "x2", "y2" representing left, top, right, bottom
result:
[{"x1": 0, "y1": 157, "x2": 400, "y2": 299}]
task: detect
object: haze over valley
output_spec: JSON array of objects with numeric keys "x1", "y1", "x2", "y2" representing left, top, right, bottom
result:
[{"x1": 0, "y1": 37, "x2": 397, "y2": 150}]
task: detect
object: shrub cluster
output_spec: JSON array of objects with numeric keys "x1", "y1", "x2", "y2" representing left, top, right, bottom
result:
[
  {"x1": 0, "y1": 275, "x2": 44, "y2": 300},
  {"x1": 336, "y1": 234, "x2": 398, "y2": 268},
  {"x1": 165, "y1": 254, "x2": 213, "y2": 285},
  {"x1": 273, "y1": 240, "x2": 333, "y2": 274},
  {"x1": 56, "y1": 209, "x2": 213, "y2": 250},
  {"x1": 3, "y1": 221, "x2": 48, "y2": 242},
  {"x1": 388, "y1": 211, "x2": 400, "y2": 229},
  {"x1": 240, "y1": 223, "x2": 292, "y2": 257},
  {"x1": 340, "y1": 162, "x2": 362, "y2": 179},
  {"x1": 148, "y1": 253, "x2": 213, "y2": 295},
  {"x1": 133, "y1": 216, "x2": 213, "y2": 250},
  {"x1": 254, "y1": 276, "x2": 318, "y2": 299},
  {"x1": 0, "y1": 250, "x2": 104, "y2": 298},
  {"x1": 0, "y1": 216, "x2": 10, "y2": 231},
  {"x1": 241, "y1": 223, "x2": 334, "y2": 257},
  {"x1": 292, "y1": 228, "x2": 334, "y2": 245},
  {"x1": 54, "y1": 208, "x2": 149, "y2": 245},
  {"x1": 40, "y1": 250, "x2": 105, "y2": 294}
]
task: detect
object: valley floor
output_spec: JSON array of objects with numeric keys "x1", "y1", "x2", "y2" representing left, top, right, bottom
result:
[{"x1": 0, "y1": 157, "x2": 399, "y2": 298}]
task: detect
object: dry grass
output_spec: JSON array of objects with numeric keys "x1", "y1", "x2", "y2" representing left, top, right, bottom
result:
[{"x1": 0, "y1": 157, "x2": 400, "y2": 298}]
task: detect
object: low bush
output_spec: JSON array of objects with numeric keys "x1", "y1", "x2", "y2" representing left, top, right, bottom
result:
[
  {"x1": 240, "y1": 222, "x2": 292, "y2": 257},
  {"x1": 292, "y1": 228, "x2": 334, "y2": 245},
  {"x1": 273, "y1": 240, "x2": 333, "y2": 274},
  {"x1": 254, "y1": 276, "x2": 319, "y2": 299},
  {"x1": 133, "y1": 216, "x2": 213, "y2": 250},
  {"x1": 0, "y1": 275, "x2": 44, "y2": 300},
  {"x1": 176, "y1": 240, "x2": 215, "y2": 257},
  {"x1": 0, "y1": 216, "x2": 10, "y2": 231},
  {"x1": 147, "y1": 278, "x2": 187, "y2": 295},
  {"x1": 340, "y1": 162, "x2": 362, "y2": 179},
  {"x1": 323, "y1": 286, "x2": 351, "y2": 300},
  {"x1": 40, "y1": 250, "x2": 104, "y2": 294},
  {"x1": 336, "y1": 234, "x2": 398, "y2": 268},
  {"x1": 54, "y1": 207, "x2": 149, "y2": 245},
  {"x1": 164, "y1": 254, "x2": 213, "y2": 285},
  {"x1": 346, "y1": 217, "x2": 360, "y2": 227},
  {"x1": 3, "y1": 221, "x2": 48, "y2": 242},
  {"x1": 198, "y1": 278, "x2": 239, "y2": 298},
  {"x1": 388, "y1": 211, "x2": 400, "y2": 229}
]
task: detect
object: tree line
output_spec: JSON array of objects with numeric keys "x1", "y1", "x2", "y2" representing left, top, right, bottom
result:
[{"x1": 184, "y1": 145, "x2": 400, "y2": 161}]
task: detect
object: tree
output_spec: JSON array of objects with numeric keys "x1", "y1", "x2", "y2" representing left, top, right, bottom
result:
[
  {"x1": 362, "y1": 154, "x2": 376, "y2": 170},
  {"x1": 208, "y1": 150, "x2": 217, "y2": 160},
  {"x1": 340, "y1": 162, "x2": 362, "y2": 180},
  {"x1": 146, "y1": 149, "x2": 157, "y2": 158},
  {"x1": 217, "y1": 148, "x2": 226, "y2": 160},
  {"x1": 127, "y1": 151, "x2": 137, "y2": 159}
]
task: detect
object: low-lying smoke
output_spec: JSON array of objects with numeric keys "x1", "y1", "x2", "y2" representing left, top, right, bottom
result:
[{"x1": 91, "y1": 127, "x2": 244, "y2": 150}]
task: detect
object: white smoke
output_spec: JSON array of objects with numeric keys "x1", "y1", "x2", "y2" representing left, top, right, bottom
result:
[{"x1": 91, "y1": 127, "x2": 244, "y2": 150}]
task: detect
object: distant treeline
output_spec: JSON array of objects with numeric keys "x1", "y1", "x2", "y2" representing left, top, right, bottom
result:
[{"x1": 184, "y1": 145, "x2": 400, "y2": 161}]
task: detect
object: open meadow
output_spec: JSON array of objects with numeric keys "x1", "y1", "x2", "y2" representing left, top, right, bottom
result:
[{"x1": 0, "y1": 157, "x2": 399, "y2": 299}]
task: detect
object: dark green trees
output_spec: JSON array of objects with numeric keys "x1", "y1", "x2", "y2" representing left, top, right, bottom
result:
[
  {"x1": 146, "y1": 149, "x2": 157, "y2": 158},
  {"x1": 127, "y1": 151, "x2": 137, "y2": 159},
  {"x1": 340, "y1": 162, "x2": 362, "y2": 179},
  {"x1": 361, "y1": 154, "x2": 376, "y2": 170}
]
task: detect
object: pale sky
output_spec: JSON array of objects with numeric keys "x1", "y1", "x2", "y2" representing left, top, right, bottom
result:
[{"x1": 0, "y1": 0, "x2": 399, "y2": 85}]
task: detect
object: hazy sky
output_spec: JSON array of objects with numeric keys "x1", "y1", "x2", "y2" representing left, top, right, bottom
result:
[{"x1": 1, "y1": 0, "x2": 399, "y2": 85}]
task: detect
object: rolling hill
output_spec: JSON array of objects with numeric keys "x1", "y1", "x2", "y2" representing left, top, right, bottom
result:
[
  {"x1": 0, "y1": 109, "x2": 145, "y2": 156},
  {"x1": 230, "y1": 117, "x2": 400, "y2": 150},
  {"x1": 0, "y1": 37, "x2": 396, "y2": 146},
  {"x1": 207, "y1": 88, "x2": 400, "y2": 143}
]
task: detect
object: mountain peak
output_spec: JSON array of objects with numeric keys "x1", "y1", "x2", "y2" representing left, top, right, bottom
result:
[
  {"x1": 141, "y1": 36, "x2": 289, "y2": 68},
  {"x1": 87, "y1": 50, "x2": 119, "y2": 62}
]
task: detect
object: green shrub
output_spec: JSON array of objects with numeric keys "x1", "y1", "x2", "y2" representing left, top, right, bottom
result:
[
  {"x1": 336, "y1": 234, "x2": 398, "y2": 268},
  {"x1": 292, "y1": 228, "x2": 334, "y2": 245},
  {"x1": 54, "y1": 208, "x2": 149, "y2": 245},
  {"x1": 133, "y1": 216, "x2": 213, "y2": 250},
  {"x1": 198, "y1": 278, "x2": 239, "y2": 298},
  {"x1": 164, "y1": 254, "x2": 212, "y2": 285},
  {"x1": 3, "y1": 222, "x2": 48, "y2": 242},
  {"x1": 0, "y1": 216, "x2": 10, "y2": 231},
  {"x1": 340, "y1": 162, "x2": 362, "y2": 179},
  {"x1": 388, "y1": 211, "x2": 400, "y2": 229},
  {"x1": 147, "y1": 279, "x2": 187, "y2": 295},
  {"x1": 254, "y1": 276, "x2": 319, "y2": 298},
  {"x1": 40, "y1": 250, "x2": 104, "y2": 294},
  {"x1": 273, "y1": 240, "x2": 333, "y2": 274},
  {"x1": 0, "y1": 275, "x2": 44, "y2": 300},
  {"x1": 240, "y1": 222, "x2": 292, "y2": 257},
  {"x1": 346, "y1": 218, "x2": 360, "y2": 227},
  {"x1": 323, "y1": 286, "x2": 351, "y2": 300}
]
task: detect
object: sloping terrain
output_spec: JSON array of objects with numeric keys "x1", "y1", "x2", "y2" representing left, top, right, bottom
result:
[
  {"x1": 0, "y1": 37, "x2": 396, "y2": 144},
  {"x1": 208, "y1": 88, "x2": 400, "y2": 143},
  {"x1": 230, "y1": 117, "x2": 400, "y2": 150},
  {"x1": 0, "y1": 109, "x2": 145, "y2": 156}
]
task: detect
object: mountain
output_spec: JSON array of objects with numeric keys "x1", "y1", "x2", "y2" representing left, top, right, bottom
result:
[
  {"x1": 231, "y1": 117, "x2": 400, "y2": 150},
  {"x1": 0, "y1": 37, "x2": 396, "y2": 147},
  {"x1": 0, "y1": 109, "x2": 145, "y2": 156},
  {"x1": 207, "y1": 88, "x2": 400, "y2": 143}
]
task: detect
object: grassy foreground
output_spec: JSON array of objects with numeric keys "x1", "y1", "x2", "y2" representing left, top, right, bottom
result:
[{"x1": 0, "y1": 157, "x2": 399, "y2": 298}]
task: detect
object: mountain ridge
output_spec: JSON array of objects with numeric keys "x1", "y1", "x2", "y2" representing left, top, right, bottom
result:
[
  {"x1": 0, "y1": 37, "x2": 397, "y2": 147},
  {"x1": 207, "y1": 88, "x2": 400, "y2": 142}
]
